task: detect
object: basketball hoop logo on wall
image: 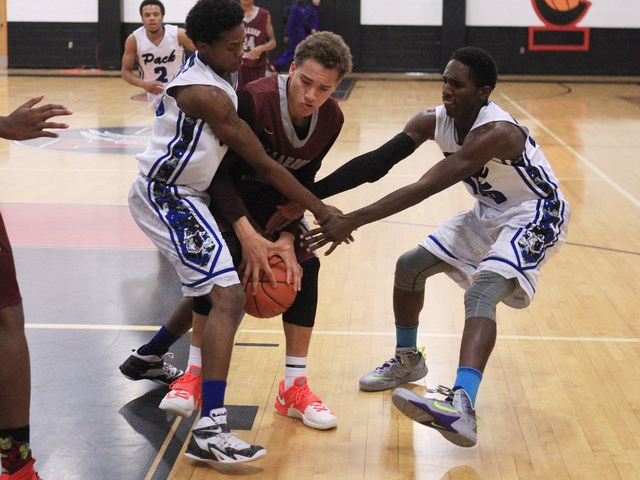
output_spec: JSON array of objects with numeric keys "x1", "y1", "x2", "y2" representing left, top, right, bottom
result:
[{"x1": 529, "y1": 0, "x2": 591, "y2": 51}]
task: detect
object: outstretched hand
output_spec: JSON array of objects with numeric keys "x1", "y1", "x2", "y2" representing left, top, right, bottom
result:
[
  {"x1": 302, "y1": 213, "x2": 357, "y2": 255},
  {"x1": 0, "y1": 95, "x2": 72, "y2": 141},
  {"x1": 264, "y1": 201, "x2": 305, "y2": 237}
]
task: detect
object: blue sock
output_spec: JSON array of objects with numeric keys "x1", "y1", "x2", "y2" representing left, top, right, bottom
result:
[
  {"x1": 453, "y1": 367, "x2": 483, "y2": 406},
  {"x1": 137, "y1": 325, "x2": 181, "y2": 357},
  {"x1": 201, "y1": 380, "x2": 227, "y2": 416},
  {"x1": 395, "y1": 322, "x2": 418, "y2": 349}
]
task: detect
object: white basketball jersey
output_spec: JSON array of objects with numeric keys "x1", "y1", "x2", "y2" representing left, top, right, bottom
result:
[
  {"x1": 133, "y1": 24, "x2": 185, "y2": 108},
  {"x1": 135, "y1": 53, "x2": 239, "y2": 192},
  {"x1": 434, "y1": 101, "x2": 564, "y2": 210}
]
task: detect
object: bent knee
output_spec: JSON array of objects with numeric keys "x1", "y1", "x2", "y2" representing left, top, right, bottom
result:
[
  {"x1": 395, "y1": 246, "x2": 447, "y2": 292},
  {"x1": 464, "y1": 272, "x2": 516, "y2": 321}
]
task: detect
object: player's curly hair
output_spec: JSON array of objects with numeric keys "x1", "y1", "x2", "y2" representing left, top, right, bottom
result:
[
  {"x1": 294, "y1": 32, "x2": 353, "y2": 81},
  {"x1": 185, "y1": 0, "x2": 244, "y2": 46},
  {"x1": 450, "y1": 46, "x2": 498, "y2": 91},
  {"x1": 139, "y1": 0, "x2": 165, "y2": 16}
]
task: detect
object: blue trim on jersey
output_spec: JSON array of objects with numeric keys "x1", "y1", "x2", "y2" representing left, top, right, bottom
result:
[
  {"x1": 148, "y1": 110, "x2": 183, "y2": 179},
  {"x1": 145, "y1": 180, "x2": 226, "y2": 277},
  {"x1": 182, "y1": 266, "x2": 237, "y2": 289},
  {"x1": 480, "y1": 256, "x2": 536, "y2": 292},
  {"x1": 427, "y1": 234, "x2": 478, "y2": 271},
  {"x1": 168, "y1": 119, "x2": 205, "y2": 185}
]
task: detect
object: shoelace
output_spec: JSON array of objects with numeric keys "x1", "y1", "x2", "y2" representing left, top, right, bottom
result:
[
  {"x1": 375, "y1": 357, "x2": 399, "y2": 372},
  {"x1": 169, "y1": 370, "x2": 200, "y2": 391},
  {"x1": 427, "y1": 385, "x2": 482, "y2": 423},
  {"x1": 293, "y1": 381, "x2": 322, "y2": 406},
  {"x1": 216, "y1": 430, "x2": 251, "y2": 450}
]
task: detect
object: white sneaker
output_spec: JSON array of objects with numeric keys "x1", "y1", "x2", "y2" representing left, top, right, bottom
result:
[
  {"x1": 274, "y1": 377, "x2": 337, "y2": 430},
  {"x1": 185, "y1": 408, "x2": 266, "y2": 464}
]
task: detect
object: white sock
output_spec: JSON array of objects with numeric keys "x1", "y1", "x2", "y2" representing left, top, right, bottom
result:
[
  {"x1": 188, "y1": 345, "x2": 202, "y2": 368},
  {"x1": 284, "y1": 356, "x2": 307, "y2": 390}
]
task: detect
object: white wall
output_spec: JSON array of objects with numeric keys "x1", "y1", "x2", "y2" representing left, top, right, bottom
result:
[
  {"x1": 8, "y1": 0, "x2": 98, "y2": 22},
  {"x1": 360, "y1": 0, "x2": 443, "y2": 26},
  {"x1": 6, "y1": 0, "x2": 198, "y2": 23},
  {"x1": 467, "y1": 0, "x2": 640, "y2": 28}
]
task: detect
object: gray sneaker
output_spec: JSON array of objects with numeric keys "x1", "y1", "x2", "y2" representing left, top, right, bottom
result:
[
  {"x1": 391, "y1": 385, "x2": 478, "y2": 447},
  {"x1": 359, "y1": 346, "x2": 428, "y2": 392}
]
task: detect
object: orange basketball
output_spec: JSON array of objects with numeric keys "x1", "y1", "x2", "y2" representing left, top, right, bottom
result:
[
  {"x1": 543, "y1": 0, "x2": 580, "y2": 11},
  {"x1": 244, "y1": 256, "x2": 297, "y2": 318}
]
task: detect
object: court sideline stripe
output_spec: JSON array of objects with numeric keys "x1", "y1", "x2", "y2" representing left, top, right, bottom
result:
[
  {"x1": 144, "y1": 416, "x2": 182, "y2": 480},
  {"x1": 498, "y1": 91, "x2": 640, "y2": 210},
  {"x1": 24, "y1": 323, "x2": 640, "y2": 343}
]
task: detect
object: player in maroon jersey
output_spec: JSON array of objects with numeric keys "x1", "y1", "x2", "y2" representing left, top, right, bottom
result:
[
  {"x1": 238, "y1": 0, "x2": 276, "y2": 90},
  {"x1": 1, "y1": 95, "x2": 72, "y2": 479}
]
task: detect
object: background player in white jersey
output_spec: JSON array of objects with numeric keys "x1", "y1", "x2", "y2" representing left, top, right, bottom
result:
[
  {"x1": 121, "y1": 0, "x2": 196, "y2": 110},
  {"x1": 127, "y1": 0, "x2": 342, "y2": 466},
  {"x1": 304, "y1": 46, "x2": 571, "y2": 448}
]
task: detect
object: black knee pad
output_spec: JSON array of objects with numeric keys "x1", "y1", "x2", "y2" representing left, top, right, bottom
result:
[
  {"x1": 464, "y1": 271, "x2": 517, "y2": 322},
  {"x1": 193, "y1": 295, "x2": 212, "y2": 316},
  {"x1": 282, "y1": 257, "x2": 320, "y2": 328}
]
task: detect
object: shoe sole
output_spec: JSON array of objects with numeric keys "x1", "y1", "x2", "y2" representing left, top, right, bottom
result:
[
  {"x1": 185, "y1": 448, "x2": 267, "y2": 464},
  {"x1": 391, "y1": 389, "x2": 476, "y2": 448},
  {"x1": 274, "y1": 407, "x2": 337, "y2": 430},
  {"x1": 159, "y1": 402, "x2": 195, "y2": 418},
  {"x1": 119, "y1": 371, "x2": 172, "y2": 386},
  {"x1": 359, "y1": 366, "x2": 429, "y2": 392}
]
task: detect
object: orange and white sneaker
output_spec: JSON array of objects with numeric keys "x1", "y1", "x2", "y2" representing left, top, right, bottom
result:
[
  {"x1": 159, "y1": 365, "x2": 202, "y2": 418},
  {"x1": 0, "y1": 458, "x2": 42, "y2": 479},
  {"x1": 274, "y1": 377, "x2": 337, "y2": 430}
]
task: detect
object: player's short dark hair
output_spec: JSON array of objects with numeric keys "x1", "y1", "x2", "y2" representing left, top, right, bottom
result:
[
  {"x1": 294, "y1": 32, "x2": 353, "y2": 81},
  {"x1": 139, "y1": 0, "x2": 165, "y2": 17},
  {"x1": 450, "y1": 46, "x2": 498, "y2": 91},
  {"x1": 185, "y1": 0, "x2": 244, "y2": 45}
]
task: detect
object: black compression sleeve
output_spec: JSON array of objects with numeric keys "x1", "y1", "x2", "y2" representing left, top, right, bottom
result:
[{"x1": 310, "y1": 132, "x2": 416, "y2": 199}]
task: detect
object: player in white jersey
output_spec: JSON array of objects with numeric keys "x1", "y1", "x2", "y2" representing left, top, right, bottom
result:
[
  {"x1": 127, "y1": 0, "x2": 342, "y2": 466},
  {"x1": 121, "y1": 0, "x2": 196, "y2": 110},
  {"x1": 304, "y1": 46, "x2": 571, "y2": 448}
]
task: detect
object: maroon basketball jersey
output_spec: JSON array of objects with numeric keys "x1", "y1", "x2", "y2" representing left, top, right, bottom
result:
[
  {"x1": 242, "y1": 7, "x2": 270, "y2": 69},
  {"x1": 241, "y1": 74, "x2": 344, "y2": 179}
]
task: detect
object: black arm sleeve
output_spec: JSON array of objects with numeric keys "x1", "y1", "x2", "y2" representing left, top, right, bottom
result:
[{"x1": 309, "y1": 132, "x2": 416, "y2": 199}]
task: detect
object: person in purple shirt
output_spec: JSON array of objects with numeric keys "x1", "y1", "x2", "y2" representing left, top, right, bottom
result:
[{"x1": 273, "y1": 0, "x2": 307, "y2": 72}]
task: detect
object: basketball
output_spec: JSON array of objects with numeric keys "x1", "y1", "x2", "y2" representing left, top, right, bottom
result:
[
  {"x1": 244, "y1": 256, "x2": 297, "y2": 318},
  {"x1": 543, "y1": 0, "x2": 580, "y2": 11}
]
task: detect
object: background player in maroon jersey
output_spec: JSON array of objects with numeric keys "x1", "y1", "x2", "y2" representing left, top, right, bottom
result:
[
  {"x1": 238, "y1": 0, "x2": 276, "y2": 90},
  {"x1": 1, "y1": 95, "x2": 72, "y2": 479}
]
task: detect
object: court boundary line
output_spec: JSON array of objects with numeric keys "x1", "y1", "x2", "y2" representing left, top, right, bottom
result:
[
  {"x1": 498, "y1": 91, "x2": 640, "y2": 210},
  {"x1": 24, "y1": 324, "x2": 640, "y2": 343}
]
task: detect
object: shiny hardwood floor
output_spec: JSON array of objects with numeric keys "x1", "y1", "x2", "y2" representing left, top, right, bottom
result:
[{"x1": 1, "y1": 70, "x2": 639, "y2": 480}]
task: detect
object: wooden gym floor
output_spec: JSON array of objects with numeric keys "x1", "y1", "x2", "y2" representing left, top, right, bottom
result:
[{"x1": 1, "y1": 69, "x2": 639, "y2": 480}]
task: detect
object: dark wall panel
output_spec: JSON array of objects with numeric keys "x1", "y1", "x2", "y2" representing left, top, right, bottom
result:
[
  {"x1": 8, "y1": 23, "x2": 98, "y2": 69},
  {"x1": 360, "y1": 26, "x2": 441, "y2": 73},
  {"x1": 467, "y1": 27, "x2": 640, "y2": 75}
]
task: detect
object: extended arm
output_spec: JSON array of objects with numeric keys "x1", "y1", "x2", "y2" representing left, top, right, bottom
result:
[
  {"x1": 172, "y1": 84, "x2": 336, "y2": 221},
  {"x1": 0, "y1": 96, "x2": 72, "y2": 141},
  {"x1": 177, "y1": 28, "x2": 196, "y2": 53},
  {"x1": 305, "y1": 120, "x2": 521, "y2": 254}
]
